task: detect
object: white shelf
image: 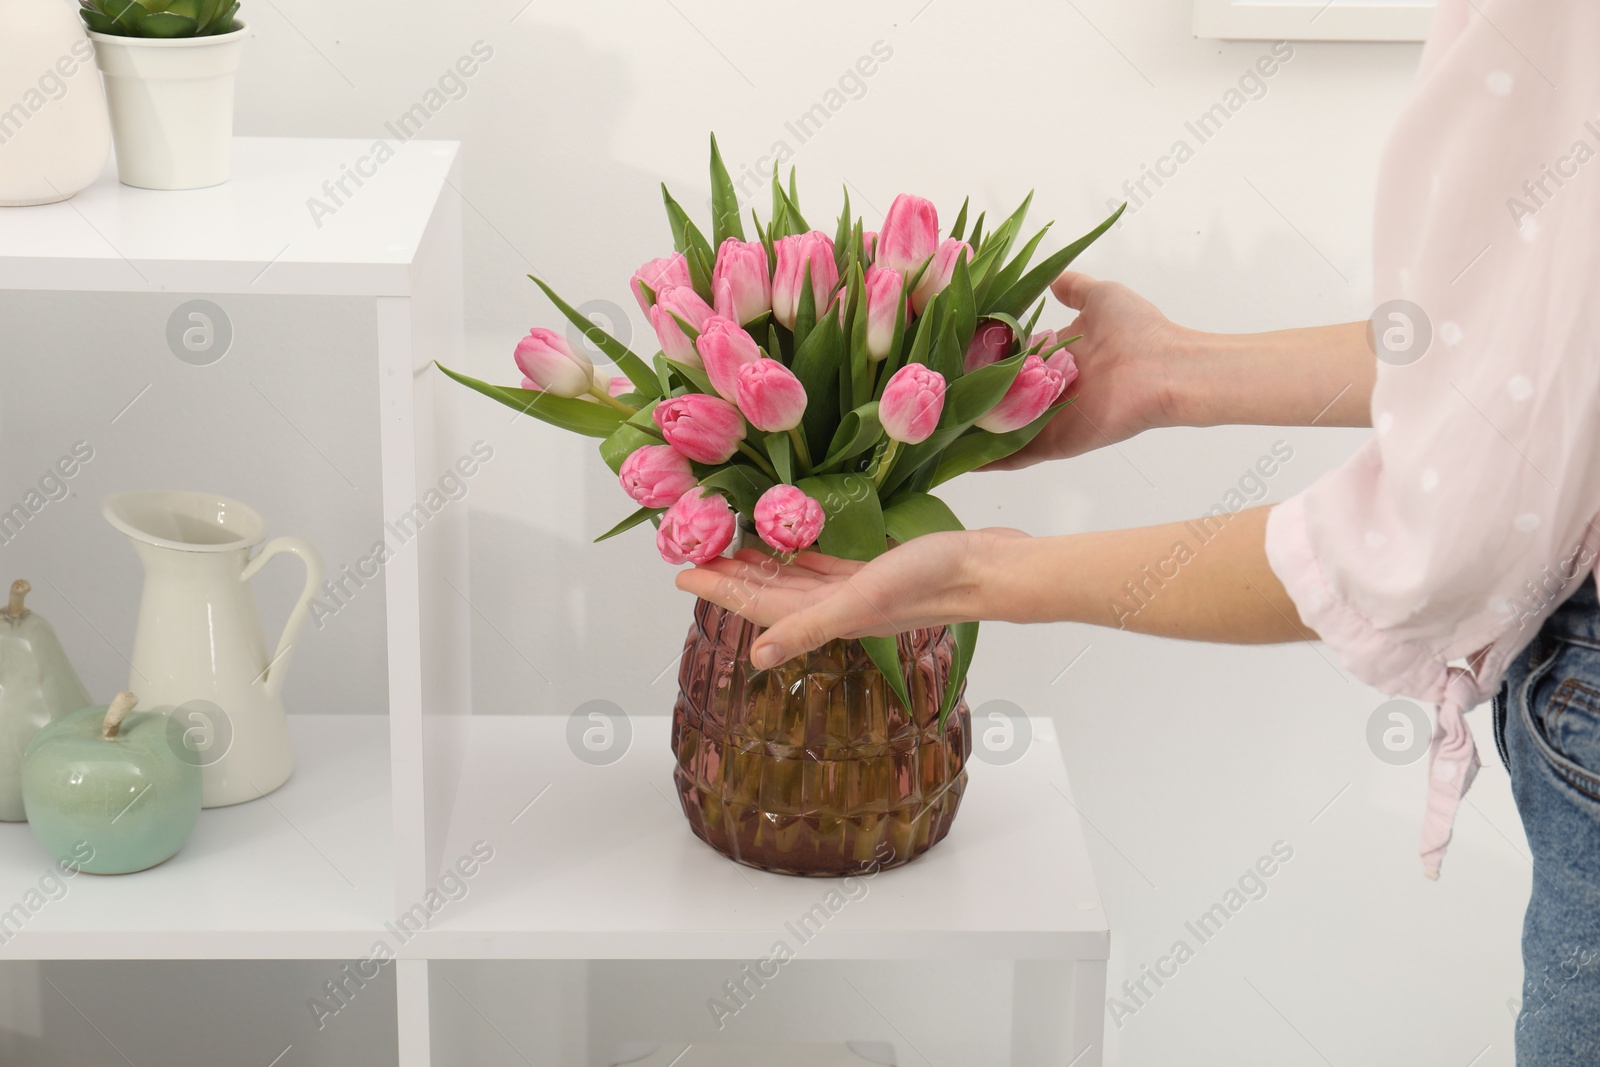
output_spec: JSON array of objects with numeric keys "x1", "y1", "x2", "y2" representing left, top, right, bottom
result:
[
  {"x1": 417, "y1": 716, "x2": 1109, "y2": 962},
  {"x1": 0, "y1": 137, "x2": 460, "y2": 295},
  {"x1": 0, "y1": 716, "x2": 390, "y2": 960}
]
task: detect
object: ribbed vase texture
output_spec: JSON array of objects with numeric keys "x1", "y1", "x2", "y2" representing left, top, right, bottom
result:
[{"x1": 672, "y1": 597, "x2": 971, "y2": 876}]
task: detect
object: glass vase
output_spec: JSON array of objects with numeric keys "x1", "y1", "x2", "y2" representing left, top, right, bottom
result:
[{"x1": 671, "y1": 596, "x2": 971, "y2": 876}]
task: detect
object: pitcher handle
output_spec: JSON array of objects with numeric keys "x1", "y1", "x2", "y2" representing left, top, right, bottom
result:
[{"x1": 240, "y1": 537, "x2": 325, "y2": 698}]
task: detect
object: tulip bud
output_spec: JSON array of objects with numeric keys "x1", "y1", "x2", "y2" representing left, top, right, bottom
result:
[
  {"x1": 618, "y1": 445, "x2": 699, "y2": 508},
  {"x1": 652, "y1": 393, "x2": 747, "y2": 464},
  {"x1": 771, "y1": 231, "x2": 839, "y2": 330},
  {"x1": 964, "y1": 319, "x2": 1013, "y2": 373},
  {"x1": 630, "y1": 253, "x2": 693, "y2": 314},
  {"x1": 712, "y1": 238, "x2": 771, "y2": 326},
  {"x1": 974, "y1": 353, "x2": 1067, "y2": 433},
  {"x1": 909, "y1": 238, "x2": 971, "y2": 316},
  {"x1": 753, "y1": 484, "x2": 825, "y2": 554},
  {"x1": 863, "y1": 264, "x2": 903, "y2": 363},
  {"x1": 735, "y1": 358, "x2": 808, "y2": 433},
  {"x1": 656, "y1": 489, "x2": 738, "y2": 565},
  {"x1": 876, "y1": 194, "x2": 939, "y2": 280},
  {"x1": 695, "y1": 316, "x2": 763, "y2": 401},
  {"x1": 649, "y1": 284, "x2": 715, "y2": 366},
  {"x1": 514, "y1": 328, "x2": 594, "y2": 398},
  {"x1": 879, "y1": 364, "x2": 946, "y2": 445}
]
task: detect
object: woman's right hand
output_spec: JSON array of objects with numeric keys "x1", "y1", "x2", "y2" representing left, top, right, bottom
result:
[{"x1": 983, "y1": 271, "x2": 1192, "y2": 469}]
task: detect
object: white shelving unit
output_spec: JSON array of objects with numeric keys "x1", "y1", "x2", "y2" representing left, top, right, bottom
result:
[{"x1": 0, "y1": 138, "x2": 1110, "y2": 1066}]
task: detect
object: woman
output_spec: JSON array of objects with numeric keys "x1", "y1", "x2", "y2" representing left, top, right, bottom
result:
[{"x1": 678, "y1": 2, "x2": 1600, "y2": 1061}]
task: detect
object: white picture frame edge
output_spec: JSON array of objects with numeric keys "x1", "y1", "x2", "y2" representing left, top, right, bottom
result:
[{"x1": 1193, "y1": 0, "x2": 1434, "y2": 42}]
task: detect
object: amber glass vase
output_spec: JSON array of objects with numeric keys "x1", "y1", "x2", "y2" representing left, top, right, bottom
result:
[{"x1": 671, "y1": 596, "x2": 972, "y2": 876}]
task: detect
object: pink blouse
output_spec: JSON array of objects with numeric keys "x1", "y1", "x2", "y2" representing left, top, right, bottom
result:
[{"x1": 1264, "y1": 0, "x2": 1600, "y2": 878}]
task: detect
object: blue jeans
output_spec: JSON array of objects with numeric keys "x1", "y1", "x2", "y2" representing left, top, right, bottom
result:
[{"x1": 1494, "y1": 576, "x2": 1600, "y2": 1064}]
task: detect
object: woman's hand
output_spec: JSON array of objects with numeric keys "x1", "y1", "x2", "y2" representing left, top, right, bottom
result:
[
  {"x1": 983, "y1": 271, "x2": 1190, "y2": 470},
  {"x1": 674, "y1": 529, "x2": 1025, "y2": 668}
]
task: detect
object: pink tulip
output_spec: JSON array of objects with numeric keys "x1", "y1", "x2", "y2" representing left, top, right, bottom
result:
[
  {"x1": 876, "y1": 194, "x2": 939, "y2": 280},
  {"x1": 735, "y1": 358, "x2": 807, "y2": 433},
  {"x1": 964, "y1": 320, "x2": 1014, "y2": 373},
  {"x1": 514, "y1": 328, "x2": 594, "y2": 398},
  {"x1": 910, "y1": 238, "x2": 972, "y2": 316},
  {"x1": 862, "y1": 230, "x2": 878, "y2": 263},
  {"x1": 863, "y1": 264, "x2": 903, "y2": 363},
  {"x1": 520, "y1": 376, "x2": 541, "y2": 392},
  {"x1": 712, "y1": 238, "x2": 771, "y2": 326},
  {"x1": 879, "y1": 364, "x2": 946, "y2": 444},
  {"x1": 630, "y1": 253, "x2": 692, "y2": 314},
  {"x1": 753, "y1": 484, "x2": 825, "y2": 554},
  {"x1": 1047, "y1": 347, "x2": 1080, "y2": 397},
  {"x1": 974, "y1": 353, "x2": 1067, "y2": 433},
  {"x1": 618, "y1": 445, "x2": 698, "y2": 508},
  {"x1": 657, "y1": 489, "x2": 737, "y2": 565},
  {"x1": 696, "y1": 316, "x2": 763, "y2": 401},
  {"x1": 649, "y1": 284, "x2": 715, "y2": 366},
  {"x1": 652, "y1": 393, "x2": 747, "y2": 464},
  {"x1": 771, "y1": 231, "x2": 839, "y2": 330},
  {"x1": 605, "y1": 375, "x2": 634, "y2": 398}
]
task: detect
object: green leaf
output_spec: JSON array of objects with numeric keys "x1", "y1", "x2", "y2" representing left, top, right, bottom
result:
[
  {"x1": 765, "y1": 430, "x2": 793, "y2": 484},
  {"x1": 770, "y1": 165, "x2": 809, "y2": 233},
  {"x1": 707, "y1": 134, "x2": 745, "y2": 248},
  {"x1": 940, "y1": 620, "x2": 977, "y2": 728},
  {"x1": 661, "y1": 184, "x2": 716, "y2": 300},
  {"x1": 832, "y1": 184, "x2": 853, "y2": 279},
  {"x1": 929, "y1": 311, "x2": 963, "y2": 383},
  {"x1": 598, "y1": 402, "x2": 662, "y2": 473},
  {"x1": 949, "y1": 197, "x2": 969, "y2": 241},
  {"x1": 651, "y1": 353, "x2": 675, "y2": 398},
  {"x1": 595, "y1": 506, "x2": 665, "y2": 543},
  {"x1": 796, "y1": 472, "x2": 885, "y2": 562},
  {"x1": 967, "y1": 211, "x2": 986, "y2": 253},
  {"x1": 880, "y1": 491, "x2": 962, "y2": 544},
  {"x1": 793, "y1": 260, "x2": 817, "y2": 350},
  {"x1": 948, "y1": 252, "x2": 977, "y2": 357},
  {"x1": 968, "y1": 191, "x2": 1033, "y2": 292},
  {"x1": 134, "y1": 11, "x2": 198, "y2": 35},
  {"x1": 817, "y1": 401, "x2": 883, "y2": 472},
  {"x1": 208, "y1": 0, "x2": 238, "y2": 32},
  {"x1": 526, "y1": 275, "x2": 662, "y2": 398},
  {"x1": 860, "y1": 634, "x2": 913, "y2": 713},
  {"x1": 698, "y1": 464, "x2": 776, "y2": 520},
  {"x1": 435, "y1": 363, "x2": 627, "y2": 438},
  {"x1": 977, "y1": 224, "x2": 1051, "y2": 309},
  {"x1": 664, "y1": 358, "x2": 714, "y2": 395},
  {"x1": 928, "y1": 400, "x2": 1070, "y2": 487},
  {"x1": 79, "y1": 8, "x2": 119, "y2": 31},
  {"x1": 988, "y1": 202, "x2": 1126, "y2": 320},
  {"x1": 788, "y1": 305, "x2": 844, "y2": 454}
]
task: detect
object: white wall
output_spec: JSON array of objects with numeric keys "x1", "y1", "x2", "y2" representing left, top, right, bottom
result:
[{"x1": 1, "y1": 0, "x2": 1534, "y2": 1063}]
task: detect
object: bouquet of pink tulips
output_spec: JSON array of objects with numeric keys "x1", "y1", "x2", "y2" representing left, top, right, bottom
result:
[{"x1": 440, "y1": 136, "x2": 1122, "y2": 722}]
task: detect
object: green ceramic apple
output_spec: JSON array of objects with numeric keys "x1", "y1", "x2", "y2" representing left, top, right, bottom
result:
[
  {"x1": 0, "y1": 579, "x2": 92, "y2": 821},
  {"x1": 22, "y1": 691, "x2": 202, "y2": 875}
]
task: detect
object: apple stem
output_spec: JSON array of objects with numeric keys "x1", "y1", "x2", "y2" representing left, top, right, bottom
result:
[
  {"x1": 102, "y1": 691, "x2": 138, "y2": 739},
  {"x1": 6, "y1": 579, "x2": 28, "y2": 619}
]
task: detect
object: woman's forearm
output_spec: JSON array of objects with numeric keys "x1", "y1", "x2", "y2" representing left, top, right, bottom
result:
[
  {"x1": 1163, "y1": 322, "x2": 1374, "y2": 430},
  {"x1": 971, "y1": 506, "x2": 1316, "y2": 644}
]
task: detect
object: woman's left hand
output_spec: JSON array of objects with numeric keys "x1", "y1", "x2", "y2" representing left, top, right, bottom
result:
[{"x1": 674, "y1": 528, "x2": 1023, "y2": 669}]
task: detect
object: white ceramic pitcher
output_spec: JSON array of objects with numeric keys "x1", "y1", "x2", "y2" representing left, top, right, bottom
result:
[{"x1": 103, "y1": 491, "x2": 323, "y2": 808}]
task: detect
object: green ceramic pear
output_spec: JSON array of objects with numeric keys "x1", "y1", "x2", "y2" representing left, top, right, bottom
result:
[{"x1": 0, "y1": 579, "x2": 91, "y2": 821}]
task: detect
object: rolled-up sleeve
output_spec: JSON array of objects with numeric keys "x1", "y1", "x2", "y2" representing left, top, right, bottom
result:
[{"x1": 1264, "y1": 0, "x2": 1600, "y2": 702}]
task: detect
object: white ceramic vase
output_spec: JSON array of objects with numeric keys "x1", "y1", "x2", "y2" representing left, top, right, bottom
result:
[
  {"x1": 0, "y1": 0, "x2": 112, "y2": 206},
  {"x1": 103, "y1": 491, "x2": 324, "y2": 808},
  {"x1": 88, "y1": 23, "x2": 247, "y2": 190}
]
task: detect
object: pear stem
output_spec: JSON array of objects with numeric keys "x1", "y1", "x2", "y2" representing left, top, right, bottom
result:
[
  {"x1": 102, "y1": 691, "x2": 138, "y2": 739},
  {"x1": 6, "y1": 579, "x2": 28, "y2": 618}
]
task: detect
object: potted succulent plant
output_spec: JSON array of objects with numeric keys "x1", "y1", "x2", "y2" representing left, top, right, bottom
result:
[
  {"x1": 77, "y1": 0, "x2": 245, "y2": 190},
  {"x1": 441, "y1": 136, "x2": 1121, "y2": 876}
]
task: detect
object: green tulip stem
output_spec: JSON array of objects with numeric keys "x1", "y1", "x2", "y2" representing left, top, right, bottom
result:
[
  {"x1": 588, "y1": 385, "x2": 637, "y2": 415},
  {"x1": 873, "y1": 439, "x2": 902, "y2": 488},
  {"x1": 787, "y1": 427, "x2": 813, "y2": 477},
  {"x1": 101, "y1": 691, "x2": 138, "y2": 740},
  {"x1": 735, "y1": 441, "x2": 781, "y2": 481}
]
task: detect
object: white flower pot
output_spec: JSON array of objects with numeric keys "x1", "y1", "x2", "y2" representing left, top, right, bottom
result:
[
  {"x1": 0, "y1": 0, "x2": 113, "y2": 206},
  {"x1": 87, "y1": 23, "x2": 247, "y2": 191}
]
